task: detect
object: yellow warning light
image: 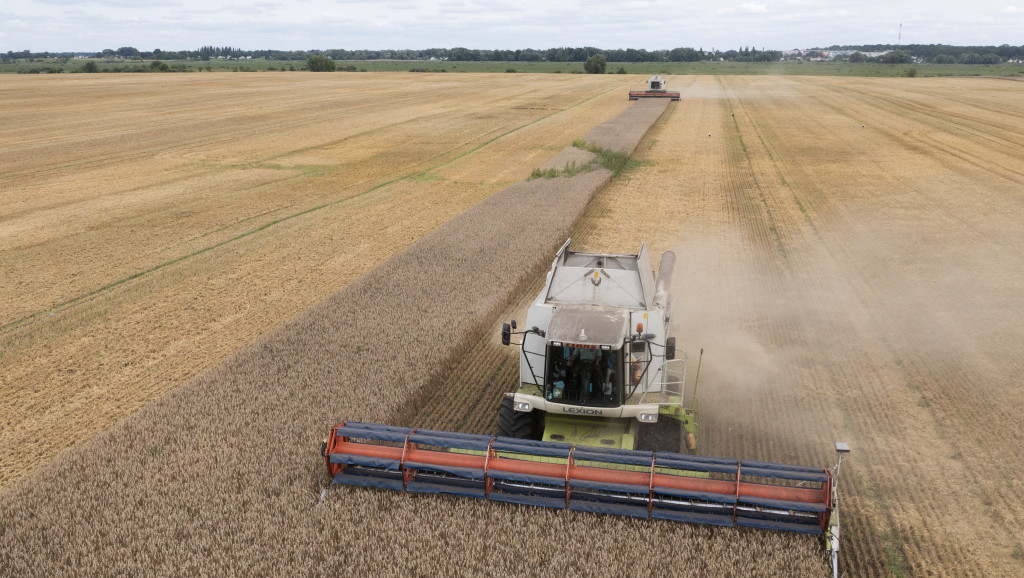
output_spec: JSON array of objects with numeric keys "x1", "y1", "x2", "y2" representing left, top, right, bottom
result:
[{"x1": 636, "y1": 323, "x2": 644, "y2": 333}]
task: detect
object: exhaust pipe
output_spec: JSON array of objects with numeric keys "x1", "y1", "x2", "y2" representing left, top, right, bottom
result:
[{"x1": 653, "y1": 251, "x2": 675, "y2": 310}]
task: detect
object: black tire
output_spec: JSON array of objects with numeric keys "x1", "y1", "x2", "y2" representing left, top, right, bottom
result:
[
  {"x1": 636, "y1": 418, "x2": 682, "y2": 453},
  {"x1": 497, "y1": 396, "x2": 542, "y2": 440}
]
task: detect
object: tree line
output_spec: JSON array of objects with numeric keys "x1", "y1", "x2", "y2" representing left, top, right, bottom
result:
[
  {"x1": 4, "y1": 43, "x2": 1022, "y2": 65},
  {"x1": 826, "y1": 43, "x2": 1023, "y2": 62}
]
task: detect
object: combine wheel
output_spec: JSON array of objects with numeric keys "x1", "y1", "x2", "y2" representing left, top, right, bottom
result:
[
  {"x1": 497, "y1": 396, "x2": 542, "y2": 440},
  {"x1": 637, "y1": 418, "x2": 682, "y2": 453}
]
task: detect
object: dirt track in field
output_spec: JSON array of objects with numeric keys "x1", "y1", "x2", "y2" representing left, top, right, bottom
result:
[
  {"x1": 0, "y1": 73, "x2": 633, "y2": 487},
  {"x1": 2, "y1": 74, "x2": 1023, "y2": 576}
]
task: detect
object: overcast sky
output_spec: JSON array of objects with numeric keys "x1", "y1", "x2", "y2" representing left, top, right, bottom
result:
[{"x1": 3, "y1": 0, "x2": 1022, "y2": 53}]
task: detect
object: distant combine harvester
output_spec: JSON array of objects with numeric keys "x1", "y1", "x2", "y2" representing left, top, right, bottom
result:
[{"x1": 629, "y1": 75, "x2": 680, "y2": 101}]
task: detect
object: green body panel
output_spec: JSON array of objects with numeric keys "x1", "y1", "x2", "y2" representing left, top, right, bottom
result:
[
  {"x1": 662, "y1": 405, "x2": 700, "y2": 446},
  {"x1": 520, "y1": 402, "x2": 700, "y2": 449},
  {"x1": 539, "y1": 407, "x2": 699, "y2": 453},
  {"x1": 514, "y1": 382, "x2": 702, "y2": 452},
  {"x1": 542, "y1": 413, "x2": 637, "y2": 450}
]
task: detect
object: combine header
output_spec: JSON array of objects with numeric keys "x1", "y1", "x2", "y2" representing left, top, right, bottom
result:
[
  {"x1": 325, "y1": 422, "x2": 844, "y2": 535},
  {"x1": 629, "y1": 75, "x2": 680, "y2": 101},
  {"x1": 323, "y1": 240, "x2": 850, "y2": 576}
]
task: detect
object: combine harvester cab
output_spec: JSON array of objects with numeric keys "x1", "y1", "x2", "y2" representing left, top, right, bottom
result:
[
  {"x1": 323, "y1": 239, "x2": 850, "y2": 576},
  {"x1": 629, "y1": 75, "x2": 681, "y2": 101},
  {"x1": 497, "y1": 239, "x2": 696, "y2": 452}
]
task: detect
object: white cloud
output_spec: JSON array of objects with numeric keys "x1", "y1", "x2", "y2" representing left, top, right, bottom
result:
[
  {"x1": 1, "y1": 0, "x2": 1021, "y2": 52},
  {"x1": 717, "y1": 2, "x2": 768, "y2": 15}
]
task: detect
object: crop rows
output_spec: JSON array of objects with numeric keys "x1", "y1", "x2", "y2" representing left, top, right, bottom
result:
[
  {"x1": 568, "y1": 75, "x2": 1024, "y2": 576},
  {"x1": 0, "y1": 167, "x2": 616, "y2": 576},
  {"x1": 7, "y1": 99, "x2": 828, "y2": 577},
  {"x1": 416, "y1": 75, "x2": 1024, "y2": 578},
  {"x1": 399, "y1": 84, "x2": 829, "y2": 577},
  {"x1": 7, "y1": 75, "x2": 1015, "y2": 576},
  {"x1": 0, "y1": 73, "x2": 633, "y2": 489}
]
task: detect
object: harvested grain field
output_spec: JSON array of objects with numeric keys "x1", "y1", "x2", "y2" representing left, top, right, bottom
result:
[
  {"x1": 3, "y1": 74, "x2": 1024, "y2": 577},
  {"x1": 0, "y1": 72, "x2": 634, "y2": 488},
  {"x1": 404, "y1": 76, "x2": 1024, "y2": 576}
]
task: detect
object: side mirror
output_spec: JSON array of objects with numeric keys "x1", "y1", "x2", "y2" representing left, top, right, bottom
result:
[
  {"x1": 510, "y1": 319, "x2": 517, "y2": 330},
  {"x1": 501, "y1": 323, "x2": 511, "y2": 346},
  {"x1": 665, "y1": 337, "x2": 676, "y2": 360}
]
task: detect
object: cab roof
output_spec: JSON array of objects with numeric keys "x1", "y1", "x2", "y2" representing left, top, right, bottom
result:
[
  {"x1": 546, "y1": 305, "x2": 630, "y2": 347},
  {"x1": 543, "y1": 239, "x2": 654, "y2": 310}
]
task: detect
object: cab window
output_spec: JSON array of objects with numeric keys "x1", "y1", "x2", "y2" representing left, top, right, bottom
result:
[{"x1": 545, "y1": 344, "x2": 622, "y2": 407}]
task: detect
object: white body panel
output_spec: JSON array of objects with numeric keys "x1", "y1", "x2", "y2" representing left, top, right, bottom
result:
[
  {"x1": 517, "y1": 240, "x2": 680, "y2": 417},
  {"x1": 509, "y1": 393, "x2": 660, "y2": 420},
  {"x1": 647, "y1": 75, "x2": 667, "y2": 91}
]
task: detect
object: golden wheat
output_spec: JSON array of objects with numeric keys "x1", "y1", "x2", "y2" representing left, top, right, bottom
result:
[{"x1": 0, "y1": 100, "x2": 729, "y2": 576}]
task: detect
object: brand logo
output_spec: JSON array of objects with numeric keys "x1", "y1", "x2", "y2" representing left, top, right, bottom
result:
[
  {"x1": 562, "y1": 407, "x2": 603, "y2": 415},
  {"x1": 565, "y1": 343, "x2": 598, "y2": 349}
]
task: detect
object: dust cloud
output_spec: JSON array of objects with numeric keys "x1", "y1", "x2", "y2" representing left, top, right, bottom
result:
[
  {"x1": 661, "y1": 203, "x2": 1024, "y2": 496},
  {"x1": 677, "y1": 83, "x2": 728, "y2": 100}
]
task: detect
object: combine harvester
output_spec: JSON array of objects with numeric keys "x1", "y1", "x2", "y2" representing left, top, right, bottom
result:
[
  {"x1": 628, "y1": 75, "x2": 681, "y2": 101},
  {"x1": 323, "y1": 240, "x2": 850, "y2": 577}
]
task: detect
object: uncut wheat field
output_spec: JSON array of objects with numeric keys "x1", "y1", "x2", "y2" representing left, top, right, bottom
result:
[{"x1": 2, "y1": 73, "x2": 1023, "y2": 577}]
